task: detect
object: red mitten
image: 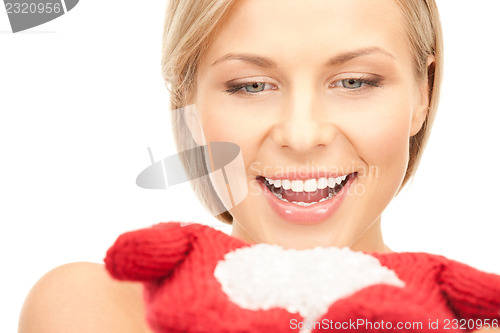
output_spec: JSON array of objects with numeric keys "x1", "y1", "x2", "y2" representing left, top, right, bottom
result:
[
  {"x1": 105, "y1": 222, "x2": 303, "y2": 333},
  {"x1": 314, "y1": 252, "x2": 500, "y2": 333},
  {"x1": 105, "y1": 223, "x2": 500, "y2": 333},
  {"x1": 105, "y1": 222, "x2": 196, "y2": 281},
  {"x1": 437, "y1": 257, "x2": 500, "y2": 321}
]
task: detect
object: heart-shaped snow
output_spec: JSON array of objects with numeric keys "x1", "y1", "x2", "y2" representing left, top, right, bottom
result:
[{"x1": 214, "y1": 245, "x2": 404, "y2": 322}]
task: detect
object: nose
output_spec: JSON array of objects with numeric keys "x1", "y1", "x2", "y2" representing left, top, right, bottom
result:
[{"x1": 271, "y1": 87, "x2": 336, "y2": 154}]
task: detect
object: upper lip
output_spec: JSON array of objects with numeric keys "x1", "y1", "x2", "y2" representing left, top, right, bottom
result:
[{"x1": 257, "y1": 172, "x2": 356, "y2": 181}]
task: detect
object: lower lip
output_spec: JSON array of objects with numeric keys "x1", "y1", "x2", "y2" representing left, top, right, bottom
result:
[{"x1": 259, "y1": 174, "x2": 356, "y2": 225}]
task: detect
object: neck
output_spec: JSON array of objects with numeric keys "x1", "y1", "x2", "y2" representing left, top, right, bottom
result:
[{"x1": 350, "y1": 216, "x2": 392, "y2": 253}]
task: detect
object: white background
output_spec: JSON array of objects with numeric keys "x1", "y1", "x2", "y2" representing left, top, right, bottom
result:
[{"x1": 1, "y1": 1, "x2": 499, "y2": 331}]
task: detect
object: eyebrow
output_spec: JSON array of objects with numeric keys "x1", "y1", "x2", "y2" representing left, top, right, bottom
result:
[
  {"x1": 326, "y1": 47, "x2": 396, "y2": 66},
  {"x1": 211, "y1": 47, "x2": 396, "y2": 68},
  {"x1": 212, "y1": 54, "x2": 276, "y2": 68}
]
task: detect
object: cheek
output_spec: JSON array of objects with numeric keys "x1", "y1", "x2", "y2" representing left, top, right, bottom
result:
[
  {"x1": 365, "y1": 118, "x2": 409, "y2": 165},
  {"x1": 201, "y1": 113, "x2": 257, "y2": 160},
  {"x1": 196, "y1": 97, "x2": 268, "y2": 176},
  {"x1": 195, "y1": 79, "x2": 288, "y2": 171},
  {"x1": 346, "y1": 96, "x2": 413, "y2": 175},
  {"x1": 195, "y1": 103, "x2": 259, "y2": 212}
]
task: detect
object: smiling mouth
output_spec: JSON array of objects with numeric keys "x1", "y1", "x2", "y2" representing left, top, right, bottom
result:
[{"x1": 257, "y1": 174, "x2": 355, "y2": 206}]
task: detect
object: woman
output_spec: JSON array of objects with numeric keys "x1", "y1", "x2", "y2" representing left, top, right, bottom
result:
[
  {"x1": 165, "y1": 0, "x2": 439, "y2": 251},
  {"x1": 18, "y1": 0, "x2": 500, "y2": 332}
]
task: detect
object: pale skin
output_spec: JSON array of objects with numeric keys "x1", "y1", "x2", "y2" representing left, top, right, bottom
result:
[
  {"x1": 18, "y1": 0, "x2": 499, "y2": 332},
  {"x1": 194, "y1": 0, "x2": 427, "y2": 252}
]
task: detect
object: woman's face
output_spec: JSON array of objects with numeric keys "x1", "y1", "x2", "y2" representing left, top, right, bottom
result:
[{"x1": 193, "y1": 0, "x2": 430, "y2": 251}]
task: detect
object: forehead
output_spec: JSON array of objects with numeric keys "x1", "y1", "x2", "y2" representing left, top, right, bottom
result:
[{"x1": 202, "y1": 0, "x2": 411, "y2": 71}]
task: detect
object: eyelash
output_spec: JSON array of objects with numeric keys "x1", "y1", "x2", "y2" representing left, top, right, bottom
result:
[
  {"x1": 224, "y1": 82, "x2": 276, "y2": 95},
  {"x1": 330, "y1": 77, "x2": 382, "y2": 90},
  {"x1": 224, "y1": 76, "x2": 382, "y2": 96}
]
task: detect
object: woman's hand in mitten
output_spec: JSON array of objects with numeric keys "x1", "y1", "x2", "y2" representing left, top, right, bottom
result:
[{"x1": 105, "y1": 222, "x2": 196, "y2": 281}]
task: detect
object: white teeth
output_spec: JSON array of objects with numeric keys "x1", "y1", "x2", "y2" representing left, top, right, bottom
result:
[
  {"x1": 264, "y1": 174, "x2": 349, "y2": 192},
  {"x1": 328, "y1": 177, "x2": 337, "y2": 188},
  {"x1": 303, "y1": 179, "x2": 317, "y2": 192},
  {"x1": 290, "y1": 201, "x2": 318, "y2": 207},
  {"x1": 317, "y1": 177, "x2": 328, "y2": 189},
  {"x1": 291, "y1": 180, "x2": 304, "y2": 192}
]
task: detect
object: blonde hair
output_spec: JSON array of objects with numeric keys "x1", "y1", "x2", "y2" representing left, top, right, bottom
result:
[
  {"x1": 161, "y1": 0, "x2": 443, "y2": 224},
  {"x1": 393, "y1": 0, "x2": 443, "y2": 189}
]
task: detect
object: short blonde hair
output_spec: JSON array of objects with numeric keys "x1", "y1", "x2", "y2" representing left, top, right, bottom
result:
[{"x1": 161, "y1": 0, "x2": 443, "y2": 224}]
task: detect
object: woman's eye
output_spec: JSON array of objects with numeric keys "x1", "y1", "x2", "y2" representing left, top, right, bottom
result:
[
  {"x1": 329, "y1": 77, "x2": 381, "y2": 91},
  {"x1": 225, "y1": 82, "x2": 275, "y2": 95},
  {"x1": 341, "y1": 79, "x2": 363, "y2": 89},
  {"x1": 245, "y1": 82, "x2": 266, "y2": 93},
  {"x1": 330, "y1": 79, "x2": 365, "y2": 89}
]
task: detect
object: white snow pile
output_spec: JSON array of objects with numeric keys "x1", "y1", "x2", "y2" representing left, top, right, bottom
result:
[{"x1": 214, "y1": 244, "x2": 405, "y2": 321}]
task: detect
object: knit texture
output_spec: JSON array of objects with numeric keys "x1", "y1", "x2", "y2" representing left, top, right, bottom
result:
[{"x1": 104, "y1": 222, "x2": 500, "y2": 333}]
